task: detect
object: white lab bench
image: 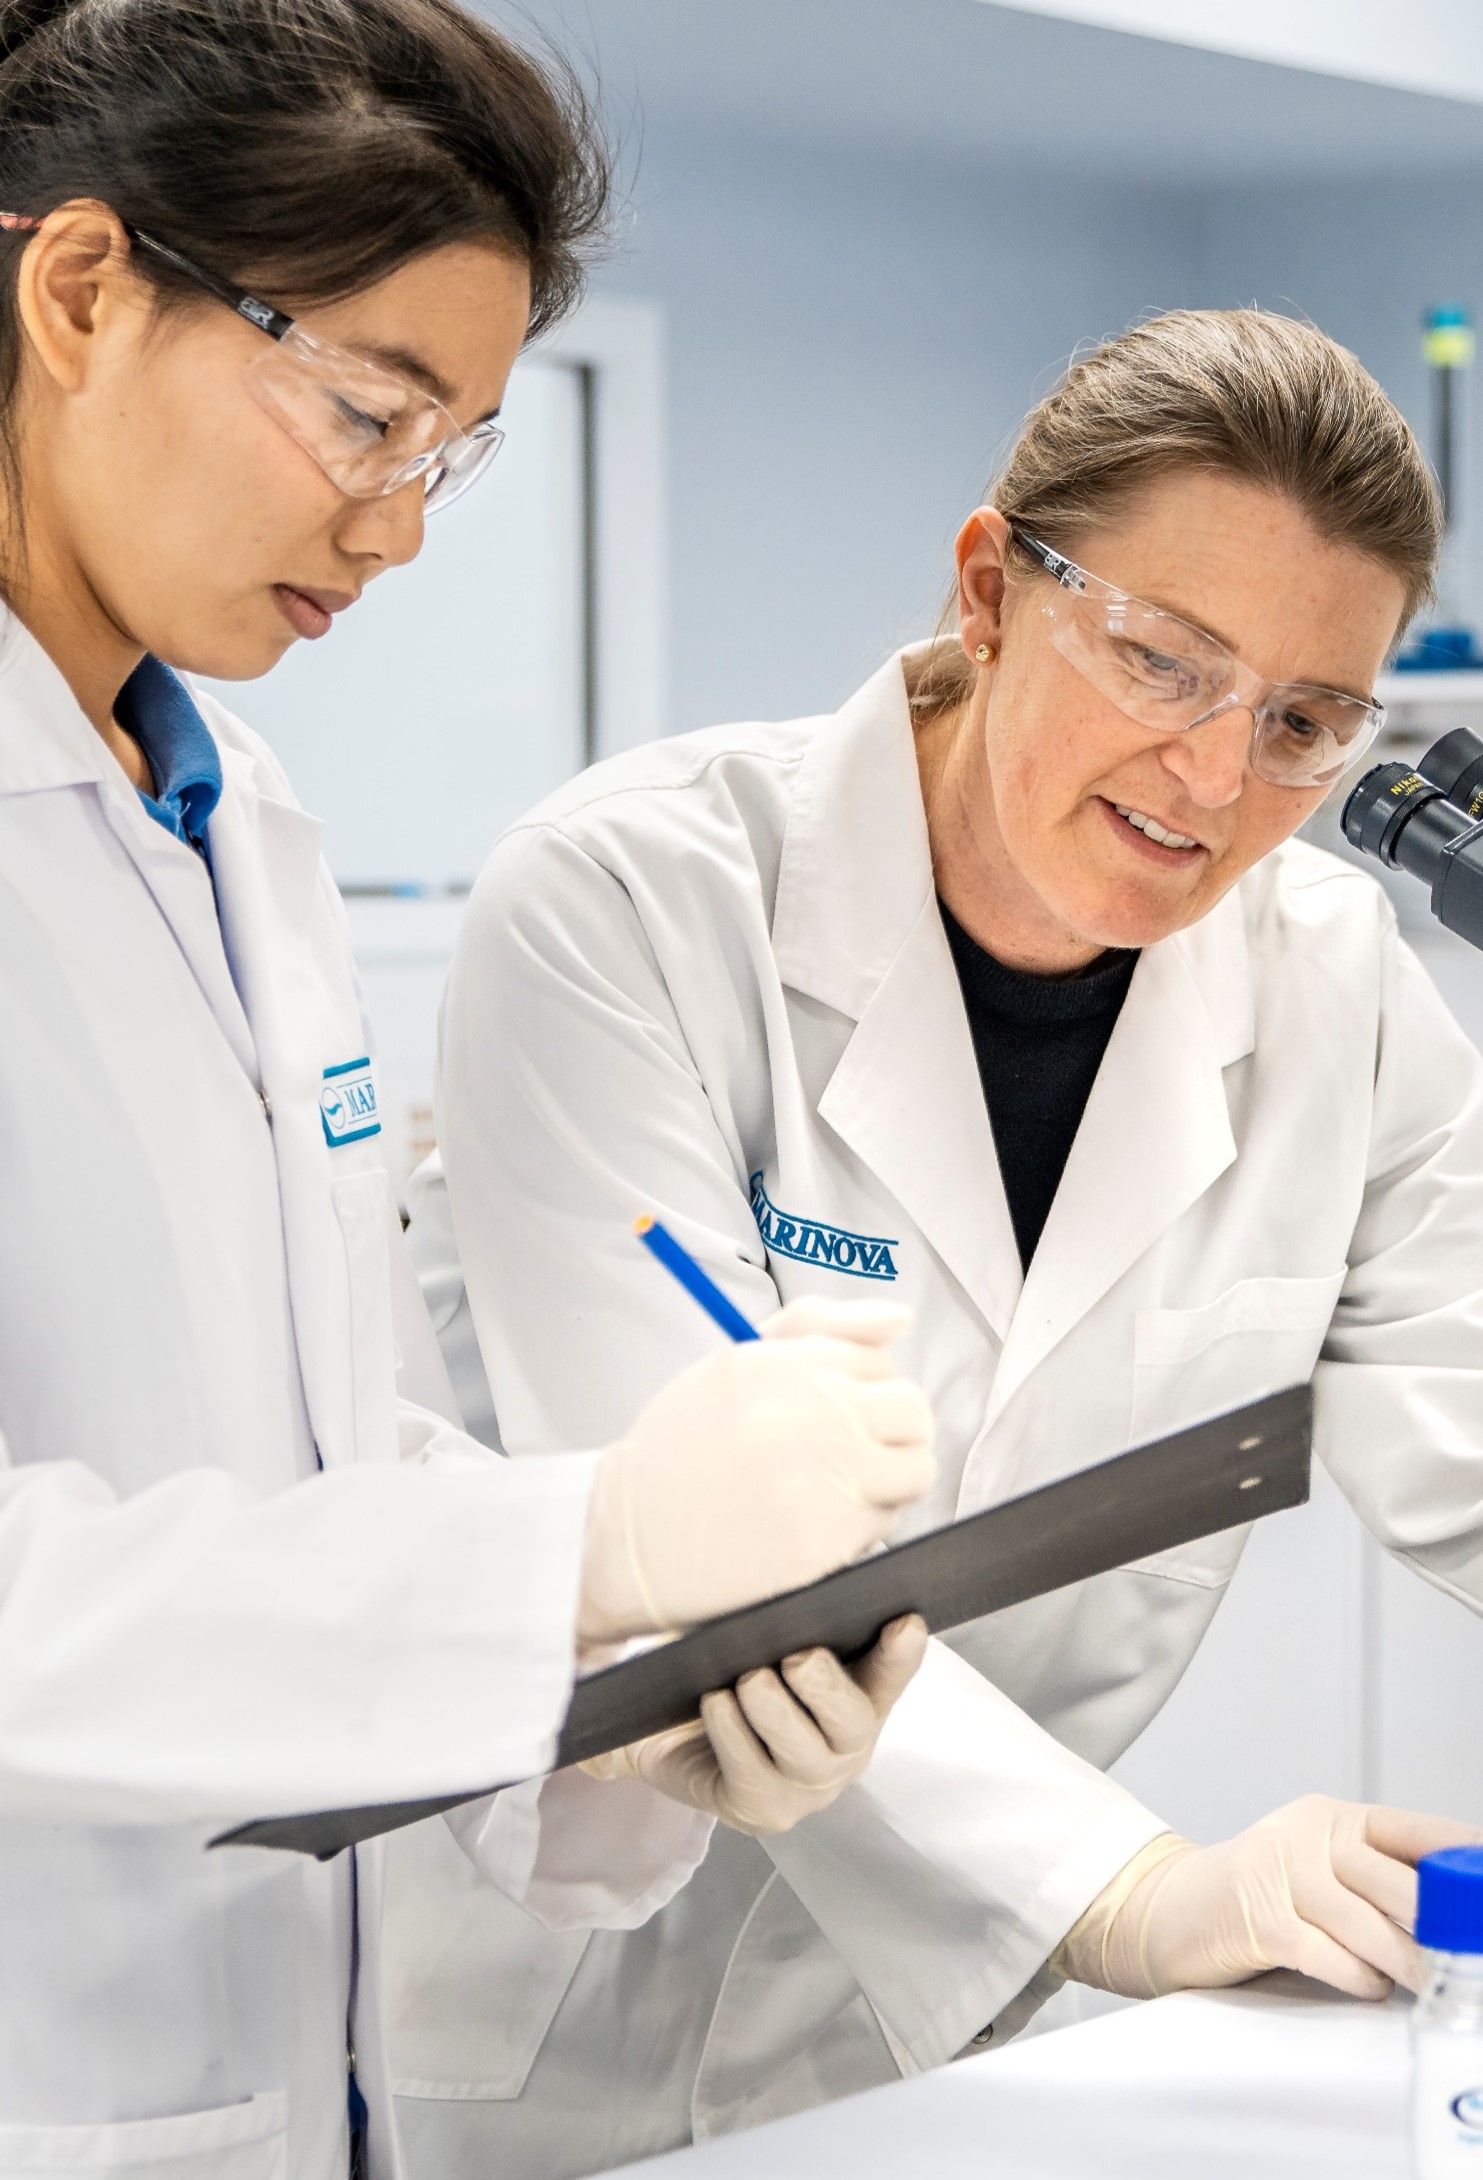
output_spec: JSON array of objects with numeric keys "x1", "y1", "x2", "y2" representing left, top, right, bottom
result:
[{"x1": 613, "y1": 1974, "x2": 1413, "y2": 2179}]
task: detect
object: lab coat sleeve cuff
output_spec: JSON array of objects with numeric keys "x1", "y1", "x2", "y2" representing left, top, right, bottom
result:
[
  {"x1": 0, "y1": 1436, "x2": 599, "y2": 1824},
  {"x1": 399, "y1": 1419, "x2": 599, "y2": 1785},
  {"x1": 411, "y1": 1410, "x2": 718, "y2": 1928},
  {"x1": 763, "y1": 1638, "x2": 1170, "y2": 2072},
  {"x1": 445, "y1": 1769, "x2": 715, "y2": 1932}
]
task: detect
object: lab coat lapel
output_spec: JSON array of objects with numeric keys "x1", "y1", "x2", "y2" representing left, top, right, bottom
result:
[
  {"x1": 209, "y1": 749, "x2": 358, "y2": 1470},
  {"x1": 774, "y1": 654, "x2": 1024, "y2": 1340},
  {"x1": 984, "y1": 887, "x2": 1254, "y2": 1429},
  {"x1": 817, "y1": 898, "x2": 1025, "y2": 1340},
  {"x1": 95, "y1": 785, "x2": 263, "y2": 1082},
  {"x1": 0, "y1": 610, "x2": 259, "y2": 1078}
]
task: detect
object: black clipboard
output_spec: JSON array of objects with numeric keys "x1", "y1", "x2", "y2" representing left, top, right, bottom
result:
[{"x1": 214, "y1": 1383, "x2": 1310, "y2": 1859}]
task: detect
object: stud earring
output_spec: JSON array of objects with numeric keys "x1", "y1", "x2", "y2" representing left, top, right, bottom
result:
[{"x1": 975, "y1": 642, "x2": 993, "y2": 663}]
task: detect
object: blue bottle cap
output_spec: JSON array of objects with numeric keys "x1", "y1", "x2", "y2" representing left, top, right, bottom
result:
[{"x1": 1417, "y1": 1848, "x2": 1483, "y2": 1954}]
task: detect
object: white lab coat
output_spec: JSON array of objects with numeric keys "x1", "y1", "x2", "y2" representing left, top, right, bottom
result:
[
  {"x1": 0, "y1": 605, "x2": 638, "y2": 2180},
  {"x1": 389, "y1": 642, "x2": 1483, "y2": 2174}
]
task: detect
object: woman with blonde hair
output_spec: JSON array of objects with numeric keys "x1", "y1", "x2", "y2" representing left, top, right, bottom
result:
[{"x1": 407, "y1": 308, "x2": 1483, "y2": 2174}]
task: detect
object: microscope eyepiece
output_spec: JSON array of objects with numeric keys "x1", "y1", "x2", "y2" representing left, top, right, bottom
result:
[
  {"x1": 1342, "y1": 764, "x2": 1449, "y2": 867},
  {"x1": 1342, "y1": 753, "x2": 1483, "y2": 950},
  {"x1": 1417, "y1": 727, "x2": 1483, "y2": 822}
]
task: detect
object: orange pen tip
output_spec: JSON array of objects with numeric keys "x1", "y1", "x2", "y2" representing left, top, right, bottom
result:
[{"x1": 633, "y1": 1213, "x2": 655, "y2": 1235}]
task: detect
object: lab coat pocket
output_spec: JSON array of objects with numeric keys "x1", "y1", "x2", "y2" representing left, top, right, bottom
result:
[
  {"x1": 383, "y1": 1814, "x2": 590, "y2": 2100},
  {"x1": 1127, "y1": 1269, "x2": 1346, "y2": 1585},
  {"x1": 693, "y1": 1873, "x2": 895, "y2": 2139},
  {"x1": 0, "y1": 2091, "x2": 287, "y2": 2180},
  {"x1": 330, "y1": 1168, "x2": 399, "y2": 1467}
]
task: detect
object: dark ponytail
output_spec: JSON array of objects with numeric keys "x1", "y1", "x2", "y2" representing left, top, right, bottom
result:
[{"x1": 0, "y1": 0, "x2": 611, "y2": 477}]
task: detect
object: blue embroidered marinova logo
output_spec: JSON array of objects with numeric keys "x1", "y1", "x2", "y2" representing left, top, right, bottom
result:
[
  {"x1": 320, "y1": 1056, "x2": 381, "y2": 1148},
  {"x1": 749, "y1": 1171, "x2": 899, "y2": 1282}
]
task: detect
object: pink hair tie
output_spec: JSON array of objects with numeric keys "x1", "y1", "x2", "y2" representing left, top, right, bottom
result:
[{"x1": 0, "y1": 212, "x2": 41, "y2": 231}]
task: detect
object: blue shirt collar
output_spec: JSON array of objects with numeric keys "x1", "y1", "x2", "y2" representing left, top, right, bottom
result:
[{"x1": 116, "y1": 655, "x2": 223, "y2": 856}]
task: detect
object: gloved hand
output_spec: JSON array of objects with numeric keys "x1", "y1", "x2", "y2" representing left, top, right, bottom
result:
[
  {"x1": 1052, "y1": 1796, "x2": 1483, "y2": 2000},
  {"x1": 578, "y1": 1295, "x2": 933, "y2": 1646},
  {"x1": 580, "y1": 1613, "x2": 928, "y2": 1836}
]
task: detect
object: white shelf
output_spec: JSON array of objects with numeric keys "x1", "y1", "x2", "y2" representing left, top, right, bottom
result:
[{"x1": 1377, "y1": 669, "x2": 1483, "y2": 707}]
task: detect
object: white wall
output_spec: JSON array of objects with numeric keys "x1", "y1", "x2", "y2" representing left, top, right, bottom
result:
[{"x1": 202, "y1": 358, "x2": 587, "y2": 885}]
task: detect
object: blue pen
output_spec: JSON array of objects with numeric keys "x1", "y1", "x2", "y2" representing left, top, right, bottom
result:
[{"x1": 634, "y1": 1215, "x2": 760, "y2": 1343}]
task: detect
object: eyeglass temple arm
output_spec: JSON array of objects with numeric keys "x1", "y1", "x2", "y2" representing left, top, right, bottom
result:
[
  {"x1": 1008, "y1": 523, "x2": 1083, "y2": 589},
  {"x1": 1, "y1": 214, "x2": 294, "y2": 342},
  {"x1": 126, "y1": 226, "x2": 295, "y2": 343}
]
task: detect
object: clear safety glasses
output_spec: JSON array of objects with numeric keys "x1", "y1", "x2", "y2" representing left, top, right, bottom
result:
[
  {"x1": 1010, "y1": 526, "x2": 1387, "y2": 790},
  {"x1": 127, "y1": 228, "x2": 507, "y2": 512},
  {"x1": 0, "y1": 215, "x2": 505, "y2": 512}
]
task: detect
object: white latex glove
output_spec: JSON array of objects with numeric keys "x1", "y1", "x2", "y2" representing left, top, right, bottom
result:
[
  {"x1": 1053, "y1": 1796, "x2": 1483, "y2": 2001},
  {"x1": 578, "y1": 1296, "x2": 933, "y2": 1646},
  {"x1": 580, "y1": 1613, "x2": 928, "y2": 1836}
]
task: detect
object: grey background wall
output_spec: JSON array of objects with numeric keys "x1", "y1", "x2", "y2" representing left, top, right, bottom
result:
[
  {"x1": 1194, "y1": 174, "x2": 1483, "y2": 625},
  {"x1": 584, "y1": 131, "x2": 1204, "y2": 729},
  {"x1": 590, "y1": 150, "x2": 1483, "y2": 732}
]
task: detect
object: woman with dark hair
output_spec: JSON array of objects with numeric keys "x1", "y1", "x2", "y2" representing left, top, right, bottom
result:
[{"x1": 0, "y1": 4, "x2": 938, "y2": 2172}]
